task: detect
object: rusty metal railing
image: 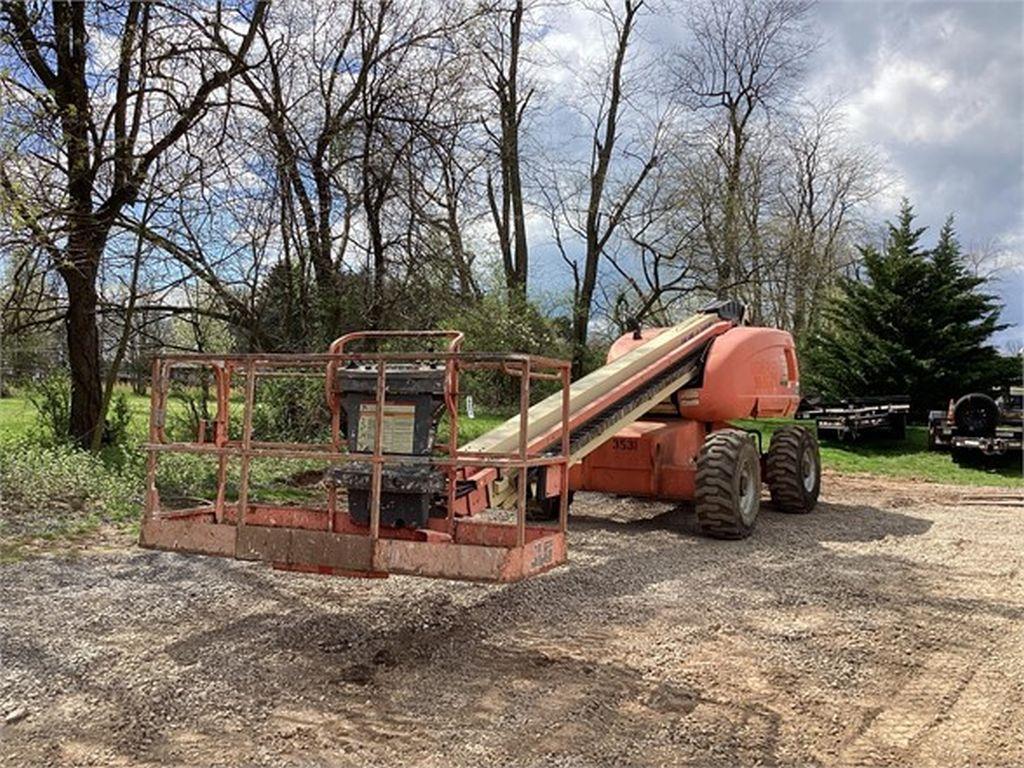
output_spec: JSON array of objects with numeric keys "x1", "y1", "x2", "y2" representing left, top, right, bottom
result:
[{"x1": 140, "y1": 345, "x2": 572, "y2": 579}]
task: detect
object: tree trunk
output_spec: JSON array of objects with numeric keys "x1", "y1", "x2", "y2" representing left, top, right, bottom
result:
[
  {"x1": 489, "y1": 0, "x2": 529, "y2": 305},
  {"x1": 365, "y1": 186, "x2": 387, "y2": 331},
  {"x1": 791, "y1": 235, "x2": 809, "y2": 340},
  {"x1": 571, "y1": 296, "x2": 592, "y2": 379},
  {"x1": 568, "y1": 0, "x2": 642, "y2": 378},
  {"x1": 719, "y1": 138, "x2": 743, "y2": 295},
  {"x1": 508, "y1": 130, "x2": 528, "y2": 300},
  {"x1": 446, "y1": 197, "x2": 479, "y2": 300},
  {"x1": 61, "y1": 257, "x2": 103, "y2": 448}
]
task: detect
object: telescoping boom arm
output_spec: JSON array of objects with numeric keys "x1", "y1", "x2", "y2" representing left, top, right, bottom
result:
[{"x1": 462, "y1": 302, "x2": 743, "y2": 462}]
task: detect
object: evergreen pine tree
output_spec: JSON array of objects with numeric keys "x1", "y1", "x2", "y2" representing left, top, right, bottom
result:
[
  {"x1": 924, "y1": 217, "x2": 1013, "y2": 395},
  {"x1": 806, "y1": 201, "x2": 1014, "y2": 416}
]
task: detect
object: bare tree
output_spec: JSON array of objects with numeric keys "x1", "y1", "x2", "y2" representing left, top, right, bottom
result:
[
  {"x1": 538, "y1": 0, "x2": 663, "y2": 374},
  {"x1": 478, "y1": 0, "x2": 535, "y2": 302},
  {"x1": 356, "y1": 31, "x2": 434, "y2": 329},
  {"x1": 0, "y1": 0, "x2": 267, "y2": 447},
  {"x1": 238, "y1": 1, "x2": 375, "y2": 326},
  {"x1": 235, "y1": 0, "x2": 466, "y2": 333},
  {"x1": 598, "y1": 159, "x2": 708, "y2": 332},
  {"x1": 411, "y1": 83, "x2": 488, "y2": 302},
  {"x1": 677, "y1": 0, "x2": 815, "y2": 307},
  {"x1": 769, "y1": 100, "x2": 881, "y2": 338}
]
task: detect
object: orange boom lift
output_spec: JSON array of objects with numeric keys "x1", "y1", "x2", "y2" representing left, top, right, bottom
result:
[{"x1": 140, "y1": 300, "x2": 821, "y2": 582}]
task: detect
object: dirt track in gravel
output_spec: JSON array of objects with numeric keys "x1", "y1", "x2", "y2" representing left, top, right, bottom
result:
[{"x1": 1, "y1": 472, "x2": 1022, "y2": 767}]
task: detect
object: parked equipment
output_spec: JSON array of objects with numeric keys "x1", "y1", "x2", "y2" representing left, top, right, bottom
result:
[
  {"x1": 797, "y1": 396, "x2": 909, "y2": 442},
  {"x1": 139, "y1": 300, "x2": 820, "y2": 582},
  {"x1": 928, "y1": 386, "x2": 1023, "y2": 462}
]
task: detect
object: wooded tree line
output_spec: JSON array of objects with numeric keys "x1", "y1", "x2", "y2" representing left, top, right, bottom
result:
[{"x1": 0, "y1": 0, "x2": 969, "y2": 448}]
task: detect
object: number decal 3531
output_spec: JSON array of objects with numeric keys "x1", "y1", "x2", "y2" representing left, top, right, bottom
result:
[{"x1": 611, "y1": 437, "x2": 639, "y2": 451}]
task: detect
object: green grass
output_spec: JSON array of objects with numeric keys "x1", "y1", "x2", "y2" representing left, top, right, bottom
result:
[
  {"x1": 438, "y1": 408, "x2": 511, "y2": 445},
  {"x1": 2, "y1": 394, "x2": 1020, "y2": 488},
  {"x1": 736, "y1": 419, "x2": 1023, "y2": 488},
  {"x1": 0, "y1": 396, "x2": 39, "y2": 441},
  {"x1": 1, "y1": 387, "x2": 512, "y2": 445},
  {"x1": 0, "y1": 439, "x2": 143, "y2": 556},
  {"x1": 1, "y1": 388, "x2": 150, "y2": 557}
]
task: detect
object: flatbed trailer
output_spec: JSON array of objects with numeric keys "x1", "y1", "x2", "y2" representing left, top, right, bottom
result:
[
  {"x1": 140, "y1": 301, "x2": 821, "y2": 583},
  {"x1": 797, "y1": 397, "x2": 909, "y2": 442}
]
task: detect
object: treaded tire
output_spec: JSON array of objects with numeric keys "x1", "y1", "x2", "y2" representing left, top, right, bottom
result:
[
  {"x1": 953, "y1": 393, "x2": 999, "y2": 437},
  {"x1": 694, "y1": 429, "x2": 761, "y2": 539},
  {"x1": 765, "y1": 426, "x2": 821, "y2": 514}
]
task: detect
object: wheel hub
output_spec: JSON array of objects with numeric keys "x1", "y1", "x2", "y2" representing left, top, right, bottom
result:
[
  {"x1": 738, "y1": 459, "x2": 758, "y2": 525},
  {"x1": 801, "y1": 449, "x2": 817, "y2": 493}
]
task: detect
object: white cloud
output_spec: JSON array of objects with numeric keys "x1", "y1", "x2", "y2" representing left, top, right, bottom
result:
[{"x1": 808, "y1": 1, "x2": 1023, "y2": 341}]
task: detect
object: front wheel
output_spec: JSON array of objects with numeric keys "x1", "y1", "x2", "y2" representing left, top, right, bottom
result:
[
  {"x1": 765, "y1": 426, "x2": 821, "y2": 514},
  {"x1": 694, "y1": 429, "x2": 761, "y2": 539}
]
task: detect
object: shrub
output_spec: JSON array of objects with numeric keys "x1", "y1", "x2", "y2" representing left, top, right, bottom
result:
[
  {"x1": 251, "y1": 377, "x2": 331, "y2": 444},
  {"x1": 23, "y1": 373, "x2": 138, "y2": 448},
  {"x1": 25, "y1": 370, "x2": 71, "y2": 442},
  {"x1": 443, "y1": 294, "x2": 570, "y2": 408},
  {"x1": 155, "y1": 452, "x2": 225, "y2": 502},
  {"x1": 0, "y1": 439, "x2": 142, "y2": 539},
  {"x1": 102, "y1": 392, "x2": 134, "y2": 448}
]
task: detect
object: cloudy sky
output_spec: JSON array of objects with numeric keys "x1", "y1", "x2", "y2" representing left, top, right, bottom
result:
[
  {"x1": 530, "y1": 0, "x2": 1022, "y2": 349},
  {"x1": 812, "y1": 0, "x2": 1023, "y2": 348}
]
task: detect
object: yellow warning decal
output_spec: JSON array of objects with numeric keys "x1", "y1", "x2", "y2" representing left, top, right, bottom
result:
[{"x1": 357, "y1": 402, "x2": 416, "y2": 453}]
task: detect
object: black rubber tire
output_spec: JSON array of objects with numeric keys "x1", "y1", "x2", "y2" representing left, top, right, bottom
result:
[
  {"x1": 953, "y1": 393, "x2": 999, "y2": 437},
  {"x1": 765, "y1": 426, "x2": 821, "y2": 514},
  {"x1": 694, "y1": 429, "x2": 761, "y2": 539},
  {"x1": 888, "y1": 413, "x2": 906, "y2": 441}
]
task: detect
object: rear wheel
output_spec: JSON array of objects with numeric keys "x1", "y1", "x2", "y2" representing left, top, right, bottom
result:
[
  {"x1": 765, "y1": 426, "x2": 821, "y2": 514},
  {"x1": 694, "y1": 429, "x2": 761, "y2": 539}
]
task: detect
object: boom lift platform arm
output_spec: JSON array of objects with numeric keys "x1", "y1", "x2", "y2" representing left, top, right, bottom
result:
[{"x1": 139, "y1": 301, "x2": 821, "y2": 582}]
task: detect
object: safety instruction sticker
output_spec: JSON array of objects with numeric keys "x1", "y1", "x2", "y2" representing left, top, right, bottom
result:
[{"x1": 357, "y1": 402, "x2": 416, "y2": 453}]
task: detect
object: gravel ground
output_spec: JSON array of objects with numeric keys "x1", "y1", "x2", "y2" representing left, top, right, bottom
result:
[{"x1": 1, "y1": 472, "x2": 1023, "y2": 767}]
